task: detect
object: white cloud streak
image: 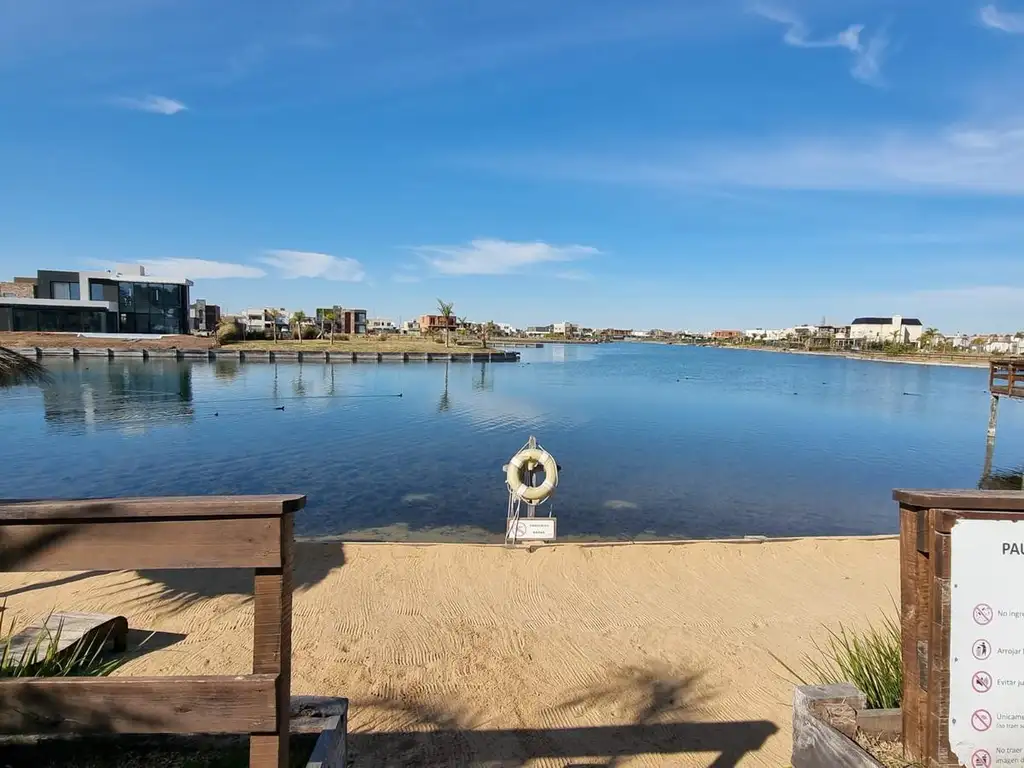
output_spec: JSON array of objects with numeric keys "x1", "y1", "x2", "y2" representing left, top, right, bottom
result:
[
  {"x1": 89, "y1": 257, "x2": 264, "y2": 280},
  {"x1": 981, "y1": 4, "x2": 1024, "y2": 32},
  {"x1": 413, "y1": 238, "x2": 598, "y2": 276},
  {"x1": 751, "y1": 4, "x2": 887, "y2": 85},
  {"x1": 140, "y1": 257, "x2": 265, "y2": 279},
  {"x1": 111, "y1": 94, "x2": 187, "y2": 115},
  {"x1": 261, "y1": 250, "x2": 366, "y2": 281},
  {"x1": 500, "y1": 120, "x2": 1024, "y2": 195}
]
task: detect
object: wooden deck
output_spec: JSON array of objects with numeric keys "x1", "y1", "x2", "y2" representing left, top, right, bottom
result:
[{"x1": 989, "y1": 358, "x2": 1024, "y2": 399}]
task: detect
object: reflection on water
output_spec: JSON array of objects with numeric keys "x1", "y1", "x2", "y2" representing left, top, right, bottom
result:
[
  {"x1": 2, "y1": 345, "x2": 1023, "y2": 542},
  {"x1": 41, "y1": 360, "x2": 193, "y2": 434}
]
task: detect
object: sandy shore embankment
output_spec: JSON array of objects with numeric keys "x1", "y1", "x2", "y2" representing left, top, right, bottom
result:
[{"x1": 0, "y1": 537, "x2": 898, "y2": 766}]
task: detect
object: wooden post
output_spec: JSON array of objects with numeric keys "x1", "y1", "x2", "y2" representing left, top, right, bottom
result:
[
  {"x1": 250, "y1": 511, "x2": 294, "y2": 768},
  {"x1": 987, "y1": 393, "x2": 999, "y2": 441},
  {"x1": 898, "y1": 504, "x2": 928, "y2": 761}
]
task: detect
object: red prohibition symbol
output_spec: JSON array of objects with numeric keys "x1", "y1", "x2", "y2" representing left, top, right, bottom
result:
[
  {"x1": 971, "y1": 709, "x2": 993, "y2": 732},
  {"x1": 971, "y1": 748, "x2": 992, "y2": 767},
  {"x1": 972, "y1": 671, "x2": 993, "y2": 693}
]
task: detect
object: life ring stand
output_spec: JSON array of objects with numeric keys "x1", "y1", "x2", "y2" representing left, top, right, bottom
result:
[{"x1": 505, "y1": 447, "x2": 559, "y2": 503}]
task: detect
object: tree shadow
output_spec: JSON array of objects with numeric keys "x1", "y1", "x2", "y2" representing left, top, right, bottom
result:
[
  {"x1": 123, "y1": 540, "x2": 346, "y2": 612},
  {"x1": 347, "y1": 662, "x2": 777, "y2": 767}
]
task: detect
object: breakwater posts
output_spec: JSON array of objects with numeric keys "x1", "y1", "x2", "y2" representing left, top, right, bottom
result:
[{"x1": 15, "y1": 347, "x2": 520, "y2": 364}]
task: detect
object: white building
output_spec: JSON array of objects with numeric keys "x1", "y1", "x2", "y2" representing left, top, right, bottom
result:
[
  {"x1": 744, "y1": 328, "x2": 786, "y2": 341},
  {"x1": 399, "y1": 319, "x2": 421, "y2": 335},
  {"x1": 240, "y1": 308, "x2": 290, "y2": 336},
  {"x1": 367, "y1": 317, "x2": 397, "y2": 333},
  {"x1": 848, "y1": 315, "x2": 924, "y2": 346},
  {"x1": 496, "y1": 322, "x2": 518, "y2": 335},
  {"x1": 552, "y1": 321, "x2": 578, "y2": 336}
]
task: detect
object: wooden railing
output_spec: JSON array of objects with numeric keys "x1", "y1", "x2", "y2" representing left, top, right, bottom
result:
[
  {"x1": 989, "y1": 358, "x2": 1024, "y2": 399},
  {"x1": 0, "y1": 494, "x2": 305, "y2": 768}
]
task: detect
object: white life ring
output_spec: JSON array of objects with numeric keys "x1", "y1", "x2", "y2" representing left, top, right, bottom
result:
[{"x1": 506, "y1": 447, "x2": 559, "y2": 502}]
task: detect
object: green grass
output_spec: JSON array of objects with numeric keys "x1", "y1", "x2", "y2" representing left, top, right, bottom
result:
[
  {"x1": 773, "y1": 611, "x2": 902, "y2": 710},
  {"x1": 0, "y1": 608, "x2": 124, "y2": 678}
]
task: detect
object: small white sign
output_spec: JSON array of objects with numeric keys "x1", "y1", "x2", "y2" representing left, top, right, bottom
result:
[
  {"x1": 507, "y1": 517, "x2": 556, "y2": 541},
  {"x1": 949, "y1": 518, "x2": 1024, "y2": 767}
]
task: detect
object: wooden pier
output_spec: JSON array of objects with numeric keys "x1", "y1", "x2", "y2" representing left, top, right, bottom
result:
[
  {"x1": 989, "y1": 357, "x2": 1024, "y2": 398},
  {"x1": 982, "y1": 358, "x2": 1024, "y2": 484}
]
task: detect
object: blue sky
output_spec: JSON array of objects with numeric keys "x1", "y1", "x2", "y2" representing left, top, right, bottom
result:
[{"x1": 2, "y1": 0, "x2": 1023, "y2": 333}]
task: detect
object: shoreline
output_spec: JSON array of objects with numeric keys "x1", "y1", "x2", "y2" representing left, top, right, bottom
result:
[{"x1": 716, "y1": 343, "x2": 990, "y2": 369}]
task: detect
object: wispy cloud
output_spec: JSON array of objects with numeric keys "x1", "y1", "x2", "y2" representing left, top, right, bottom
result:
[
  {"x1": 750, "y1": 4, "x2": 887, "y2": 85},
  {"x1": 111, "y1": 94, "x2": 187, "y2": 115},
  {"x1": 261, "y1": 249, "x2": 366, "y2": 281},
  {"x1": 412, "y1": 238, "x2": 598, "y2": 276},
  {"x1": 981, "y1": 4, "x2": 1024, "y2": 32},
  {"x1": 482, "y1": 119, "x2": 1024, "y2": 195},
  {"x1": 392, "y1": 273, "x2": 421, "y2": 283},
  {"x1": 88, "y1": 257, "x2": 264, "y2": 280}
]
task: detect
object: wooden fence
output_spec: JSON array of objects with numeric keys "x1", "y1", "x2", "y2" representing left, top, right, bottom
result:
[
  {"x1": 896, "y1": 489, "x2": 1024, "y2": 767},
  {"x1": 0, "y1": 494, "x2": 305, "y2": 768}
]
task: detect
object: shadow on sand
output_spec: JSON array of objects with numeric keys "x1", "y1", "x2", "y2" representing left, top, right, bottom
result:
[{"x1": 347, "y1": 663, "x2": 777, "y2": 767}]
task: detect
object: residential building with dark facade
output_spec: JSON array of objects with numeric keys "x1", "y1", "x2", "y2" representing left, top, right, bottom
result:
[{"x1": 0, "y1": 264, "x2": 192, "y2": 335}]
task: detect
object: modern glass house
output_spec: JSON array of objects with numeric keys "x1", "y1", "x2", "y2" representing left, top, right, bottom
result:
[{"x1": 0, "y1": 265, "x2": 192, "y2": 335}]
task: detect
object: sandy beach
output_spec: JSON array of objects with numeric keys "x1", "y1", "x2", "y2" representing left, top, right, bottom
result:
[{"x1": 0, "y1": 537, "x2": 899, "y2": 766}]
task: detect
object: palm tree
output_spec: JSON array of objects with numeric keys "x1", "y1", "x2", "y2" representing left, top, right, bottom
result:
[
  {"x1": 920, "y1": 327, "x2": 939, "y2": 349},
  {"x1": 437, "y1": 299, "x2": 455, "y2": 348},
  {"x1": 0, "y1": 348, "x2": 49, "y2": 389},
  {"x1": 323, "y1": 310, "x2": 336, "y2": 345},
  {"x1": 292, "y1": 310, "x2": 307, "y2": 343}
]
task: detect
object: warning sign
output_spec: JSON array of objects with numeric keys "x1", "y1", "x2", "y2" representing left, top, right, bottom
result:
[{"x1": 949, "y1": 519, "x2": 1024, "y2": 766}]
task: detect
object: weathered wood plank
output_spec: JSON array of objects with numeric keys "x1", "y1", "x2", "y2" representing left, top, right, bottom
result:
[
  {"x1": 899, "y1": 504, "x2": 926, "y2": 761},
  {"x1": 3, "y1": 613, "x2": 127, "y2": 666},
  {"x1": 1, "y1": 517, "x2": 281, "y2": 571},
  {"x1": 0, "y1": 495, "x2": 305, "y2": 523},
  {"x1": 927, "y1": 524, "x2": 954, "y2": 766},
  {"x1": 0, "y1": 674, "x2": 278, "y2": 734},
  {"x1": 250, "y1": 513, "x2": 294, "y2": 768},
  {"x1": 892, "y1": 490, "x2": 1024, "y2": 511}
]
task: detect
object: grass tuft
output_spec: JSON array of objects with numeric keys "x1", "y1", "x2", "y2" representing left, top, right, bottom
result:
[
  {"x1": 0, "y1": 606, "x2": 124, "y2": 678},
  {"x1": 772, "y1": 610, "x2": 902, "y2": 710}
]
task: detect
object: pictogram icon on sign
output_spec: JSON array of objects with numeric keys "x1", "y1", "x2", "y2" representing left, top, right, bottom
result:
[
  {"x1": 973, "y1": 639, "x2": 992, "y2": 660},
  {"x1": 971, "y1": 749, "x2": 992, "y2": 767},
  {"x1": 973, "y1": 604, "x2": 994, "y2": 625},
  {"x1": 972, "y1": 671, "x2": 993, "y2": 693},
  {"x1": 971, "y1": 709, "x2": 992, "y2": 732}
]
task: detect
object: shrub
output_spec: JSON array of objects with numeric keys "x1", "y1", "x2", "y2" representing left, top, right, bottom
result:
[
  {"x1": 216, "y1": 320, "x2": 241, "y2": 344},
  {"x1": 774, "y1": 612, "x2": 902, "y2": 710}
]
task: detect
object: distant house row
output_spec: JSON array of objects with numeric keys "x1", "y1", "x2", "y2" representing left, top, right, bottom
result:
[{"x1": 736, "y1": 316, "x2": 925, "y2": 346}]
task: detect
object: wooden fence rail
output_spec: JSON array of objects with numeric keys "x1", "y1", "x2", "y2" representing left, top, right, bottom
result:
[
  {"x1": 989, "y1": 358, "x2": 1024, "y2": 399},
  {"x1": 896, "y1": 489, "x2": 1024, "y2": 767},
  {"x1": 0, "y1": 494, "x2": 305, "y2": 768}
]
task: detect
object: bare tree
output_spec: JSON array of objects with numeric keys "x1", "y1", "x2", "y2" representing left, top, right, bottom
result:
[{"x1": 292, "y1": 310, "x2": 307, "y2": 343}]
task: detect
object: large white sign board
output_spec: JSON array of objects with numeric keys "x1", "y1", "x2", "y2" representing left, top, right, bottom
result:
[{"x1": 950, "y1": 519, "x2": 1024, "y2": 767}]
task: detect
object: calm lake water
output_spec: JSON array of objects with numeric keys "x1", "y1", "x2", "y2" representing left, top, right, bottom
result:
[{"x1": 1, "y1": 344, "x2": 1022, "y2": 541}]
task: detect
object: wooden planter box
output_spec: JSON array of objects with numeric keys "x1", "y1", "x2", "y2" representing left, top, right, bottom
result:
[{"x1": 791, "y1": 683, "x2": 901, "y2": 768}]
